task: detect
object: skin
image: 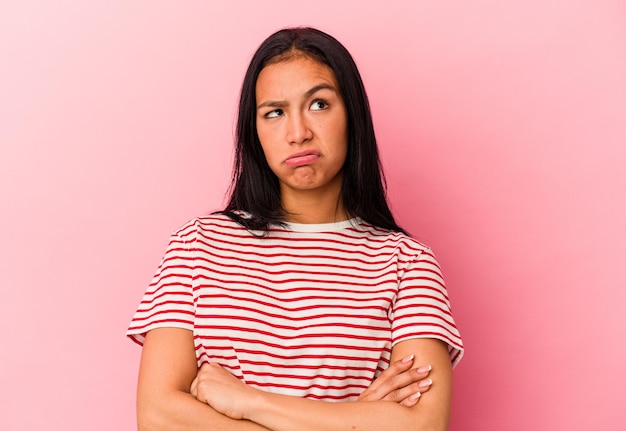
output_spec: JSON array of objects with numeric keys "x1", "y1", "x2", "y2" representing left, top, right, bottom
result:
[
  {"x1": 255, "y1": 56, "x2": 348, "y2": 224},
  {"x1": 137, "y1": 327, "x2": 435, "y2": 430},
  {"x1": 190, "y1": 338, "x2": 452, "y2": 431},
  {"x1": 138, "y1": 328, "x2": 272, "y2": 431},
  {"x1": 135, "y1": 56, "x2": 451, "y2": 431}
]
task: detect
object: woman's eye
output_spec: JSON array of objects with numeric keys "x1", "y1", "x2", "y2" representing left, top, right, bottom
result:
[
  {"x1": 265, "y1": 109, "x2": 283, "y2": 119},
  {"x1": 310, "y1": 100, "x2": 328, "y2": 111}
]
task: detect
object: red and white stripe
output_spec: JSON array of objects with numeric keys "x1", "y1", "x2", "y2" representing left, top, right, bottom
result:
[{"x1": 128, "y1": 214, "x2": 464, "y2": 401}]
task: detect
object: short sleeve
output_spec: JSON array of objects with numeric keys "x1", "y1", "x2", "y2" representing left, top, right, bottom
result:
[
  {"x1": 126, "y1": 231, "x2": 195, "y2": 346},
  {"x1": 390, "y1": 248, "x2": 464, "y2": 367}
]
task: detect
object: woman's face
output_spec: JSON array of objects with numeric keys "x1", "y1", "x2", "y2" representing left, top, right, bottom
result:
[{"x1": 255, "y1": 56, "x2": 348, "y2": 199}]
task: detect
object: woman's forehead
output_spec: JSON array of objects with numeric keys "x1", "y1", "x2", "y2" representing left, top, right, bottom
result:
[{"x1": 256, "y1": 57, "x2": 338, "y2": 95}]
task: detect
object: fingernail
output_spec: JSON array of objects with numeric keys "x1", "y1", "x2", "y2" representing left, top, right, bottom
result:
[
  {"x1": 408, "y1": 391, "x2": 421, "y2": 402},
  {"x1": 417, "y1": 365, "x2": 432, "y2": 373},
  {"x1": 402, "y1": 354, "x2": 415, "y2": 363},
  {"x1": 419, "y1": 379, "x2": 433, "y2": 389}
]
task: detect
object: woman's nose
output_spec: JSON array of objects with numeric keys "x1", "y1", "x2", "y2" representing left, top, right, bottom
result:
[{"x1": 286, "y1": 112, "x2": 313, "y2": 144}]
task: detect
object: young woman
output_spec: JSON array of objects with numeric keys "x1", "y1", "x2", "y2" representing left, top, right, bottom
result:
[{"x1": 128, "y1": 27, "x2": 463, "y2": 431}]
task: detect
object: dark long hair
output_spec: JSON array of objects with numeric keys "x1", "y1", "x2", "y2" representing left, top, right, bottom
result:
[{"x1": 221, "y1": 27, "x2": 405, "y2": 234}]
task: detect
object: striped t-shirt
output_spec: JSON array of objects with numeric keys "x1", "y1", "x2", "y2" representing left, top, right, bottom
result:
[{"x1": 127, "y1": 214, "x2": 463, "y2": 401}]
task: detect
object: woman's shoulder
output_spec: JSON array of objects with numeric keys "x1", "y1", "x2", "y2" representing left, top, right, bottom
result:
[
  {"x1": 355, "y1": 220, "x2": 432, "y2": 254},
  {"x1": 170, "y1": 212, "x2": 248, "y2": 240}
]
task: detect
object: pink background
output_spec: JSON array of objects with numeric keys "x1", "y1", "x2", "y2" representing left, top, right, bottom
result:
[{"x1": 1, "y1": 1, "x2": 625, "y2": 430}]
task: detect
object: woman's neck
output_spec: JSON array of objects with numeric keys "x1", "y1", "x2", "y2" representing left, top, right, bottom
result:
[{"x1": 280, "y1": 188, "x2": 348, "y2": 224}]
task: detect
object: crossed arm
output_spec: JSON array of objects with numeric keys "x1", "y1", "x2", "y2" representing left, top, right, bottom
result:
[{"x1": 136, "y1": 328, "x2": 453, "y2": 431}]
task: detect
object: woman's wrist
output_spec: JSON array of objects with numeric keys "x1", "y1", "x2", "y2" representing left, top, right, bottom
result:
[{"x1": 243, "y1": 387, "x2": 273, "y2": 423}]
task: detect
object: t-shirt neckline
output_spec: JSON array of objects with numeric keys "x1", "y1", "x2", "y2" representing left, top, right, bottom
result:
[{"x1": 280, "y1": 218, "x2": 360, "y2": 233}]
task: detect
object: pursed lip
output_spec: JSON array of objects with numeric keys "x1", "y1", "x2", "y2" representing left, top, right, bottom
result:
[{"x1": 284, "y1": 149, "x2": 321, "y2": 166}]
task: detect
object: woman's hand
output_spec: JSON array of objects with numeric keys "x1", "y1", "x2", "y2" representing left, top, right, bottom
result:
[
  {"x1": 357, "y1": 354, "x2": 433, "y2": 407},
  {"x1": 190, "y1": 354, "x2": 433, "y2": 420},
  {"x1": 190, "y1": 363, "x2": 259, "y2": 420}
]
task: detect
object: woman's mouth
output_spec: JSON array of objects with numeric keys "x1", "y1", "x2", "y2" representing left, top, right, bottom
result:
[{"x1": 285, "y1": 151, "x2": 320, "y2": 167}]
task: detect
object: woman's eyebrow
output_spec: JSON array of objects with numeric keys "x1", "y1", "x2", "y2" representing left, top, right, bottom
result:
[
  {"x1": 257, "y1": 100, "x2": 288, "y2": 109},
  {"x1": 304, "y1": 83, "x2": 336, "y2": 99},
  {"x1": 257, "y1": 83, "x2": 337, "y2": 110}
]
